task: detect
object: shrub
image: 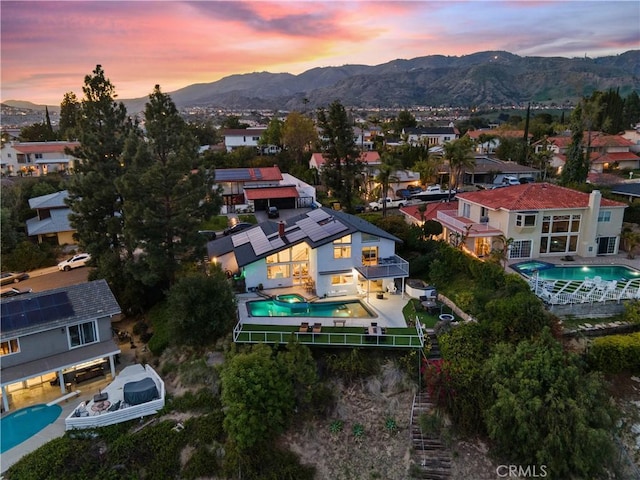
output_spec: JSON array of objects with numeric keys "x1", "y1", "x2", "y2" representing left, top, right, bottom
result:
[
  {"x1": 329, "y1": 420, "x2": 344, "y2": 434},
  {"x1": 147, "y1": 302, "x2": 171, "y2": 356},
  {"x1": 588, "y1": 332, "x2": 640, "y2": 374},
  {"x1": 352, "y1": 423, "x2": 365, "y2": 439},
  {"x1": 622, "y1": 300, "x2": 640, "y2": 324}
]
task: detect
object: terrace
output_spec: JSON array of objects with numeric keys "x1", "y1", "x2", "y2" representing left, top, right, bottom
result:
[{"x1": 234, "y1": 287, "x2": 425, "y2": 348}]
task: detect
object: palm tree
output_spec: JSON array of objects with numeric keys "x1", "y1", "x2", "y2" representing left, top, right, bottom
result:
[
  {"x1": 490, "y1": 234, "x2": 515, "y2": 269},
  {"x1": 621, "y1": 225, "x2": 640, "y2": 259},
  {"x1": 413, "y1": 147, "x2": 443, "y2": 187},
  {"x1": 443, "y1": 137, "x2": 475, "y2": 200},
  {"x1": 374, "y1": 152, "x2": 403, "y2": 217}
]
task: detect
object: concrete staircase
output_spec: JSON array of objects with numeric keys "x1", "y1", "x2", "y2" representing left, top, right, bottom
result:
[{"x1": 410, "y1": 391, "x2": 452, "y2": 480}]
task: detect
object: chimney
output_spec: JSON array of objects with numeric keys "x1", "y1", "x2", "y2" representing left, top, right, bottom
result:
[{"x1": 278, "y1": 221, "x2": 285, "y2": 237}]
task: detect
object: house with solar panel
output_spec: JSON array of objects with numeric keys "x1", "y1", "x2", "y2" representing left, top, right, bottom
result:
[
  {"x1": 0, "y1": 280, "x2": 121, "y2": 412},
  {"x1": 26, "y1": 190, "x2": 75, "y2": 245},
  {"x1": 214, "y1": 166, "x2": 316, "y2": 213},
  {"x1": 207, "y1": 207, "x2": 409, "y2": 297}
]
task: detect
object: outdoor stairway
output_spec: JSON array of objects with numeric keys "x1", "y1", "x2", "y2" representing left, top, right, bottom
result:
[
  {"x1": 426, "y1": 332, "x2": 441, "y2": 359},
  {"x1": 410, "y1": 391, "x2": 452, "y2": 480}
]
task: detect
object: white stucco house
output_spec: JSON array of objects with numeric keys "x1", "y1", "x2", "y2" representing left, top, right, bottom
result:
[
  {"x1": 207, "y1": 207, "x2": 409, "y2": 297},
  {"x1": 435, "y1": 183, "x2": 627, "y2": 259},
  {"x1": 0, "y1": 141, "x2": 80, "y2": 176}
]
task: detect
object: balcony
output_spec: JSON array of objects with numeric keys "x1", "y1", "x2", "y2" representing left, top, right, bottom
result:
[
  {"x1": 436, "y1": 210, "x2": 503, "y2": 237},
  {"x1": 355, "y1": 254, "x2": 409, "y2": 279}
]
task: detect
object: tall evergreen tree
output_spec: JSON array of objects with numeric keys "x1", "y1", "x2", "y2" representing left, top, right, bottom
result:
[
  {"x1": 317, "y1": 101, "x2": 363, "y2": 212},
  {"x1": 282, "y1": 111, "x2": 317, "y2": 166},
  {"x1": 117, "y1": 86, "x2": 220, "y2": 289},
  {"x1": 622, "y1": 91, "x2": 640, "y2": 129},
  {"x1": 560, "y1": 104, "x2": 590, "y2": 185},
  {"x1": 58, "y1": 92, "x2": 80, "y2": 141},
  {"x1": 66, "y1": 65, "x2": 138, "y2": 305}
]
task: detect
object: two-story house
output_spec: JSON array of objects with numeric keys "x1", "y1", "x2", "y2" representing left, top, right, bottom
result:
[
  {"x1": 402, "y1": 125, "x2": 459, "y2": 147},
  {"x1": 222, "y1": 128, "x2": 268, "y2": 152},
  {"x1": 534, "y1": 132, "x2": 639, "y2": 174},
  {"x1": 207, "y1": 207, "x2": 409, "y2": 297},
  {"x1": 1, "y1": 280, "x2": 121, "y2": 412},
  {"x1": 0, "y1": 141, "x2": 80, "y2": 176},
  {"x1": 434, "y1": 183, "x2": 627, "y2": 259},
  {"x1": 26, "y1": 190, "x2": 75, "y2": 245}
]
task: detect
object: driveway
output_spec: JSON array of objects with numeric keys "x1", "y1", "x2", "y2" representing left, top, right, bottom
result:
[{"x1": 253, "y1": 207, "x2": 312, "y2": 223}]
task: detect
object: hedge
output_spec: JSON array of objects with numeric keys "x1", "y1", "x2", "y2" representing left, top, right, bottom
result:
[{"x1": 588, "y1": 332, "x2": 640, "y2": 374}]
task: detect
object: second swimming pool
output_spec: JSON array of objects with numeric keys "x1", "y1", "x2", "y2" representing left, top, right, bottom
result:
[
  {"x1": 512, "y1": 261, "x2": 640, "y2": 282},
  {"x1": 1, "y1": 403, "x2": 62, "y2": 453}
]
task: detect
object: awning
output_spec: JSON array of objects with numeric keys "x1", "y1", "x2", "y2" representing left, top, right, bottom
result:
[{"x1": 244, "y1": 186, "x2": 298, "y2": 200}]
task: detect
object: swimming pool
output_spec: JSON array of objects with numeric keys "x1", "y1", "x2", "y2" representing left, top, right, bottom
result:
[
  {"x1": 247, "y1": 297, "x2": 376, "y2": 318},
  {"x1": 1, "y1": 403, "x2": 62, "y2": 453},
  {"x1": 512, "y1": 261, "x2": 640, "y2": 282}
]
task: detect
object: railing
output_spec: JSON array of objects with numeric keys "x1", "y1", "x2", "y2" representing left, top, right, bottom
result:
[
  {"x1": 528, "y1": 277, "x2": 640, "y2": 305},
  {"x1": 436, "y1": 210, "x2": 500, "y2": 233},
  {"x1": 357, "y1": 255, "x2": 409, "y2": 278},
  {"x1": 232, "y1": 323, "x2": 423, "y2": 348}
]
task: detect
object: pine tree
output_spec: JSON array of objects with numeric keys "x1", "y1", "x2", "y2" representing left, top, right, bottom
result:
[
  {"x1": 117, "y1": 86, "x2": 220, "y2": 289},
  {"x1": 66, "y1": 65, "x2": 139, "y2": 304},
  {"x1": 560, "y1": 104, "x2": 589, "y2": 185},
  {"x1": 317, "y1": 101, "x2": 363, "y2": 212},
  {"x1": 58, "y1": 92, "x2": 80, "y2": 140}
]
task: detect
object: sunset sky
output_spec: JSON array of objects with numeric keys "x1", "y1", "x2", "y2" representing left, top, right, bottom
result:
[{"x1": 2, "y1": 1, "x2": 639, "y2": 105}]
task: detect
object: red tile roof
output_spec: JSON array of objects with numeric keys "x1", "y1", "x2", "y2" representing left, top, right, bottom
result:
[
  {"x1": 456, "y1": 183, "x2": 626, "y2": 210},
  {"x1": 12, "y1": 142, "x2": 80, "y2": 154},
  {"x1": 244, "y1": 186, "x2": 298, "y2": 200},
  {"x1": 311, "y1": 151, "x2": 381, "y2": 167},
  {"x1": 546, "y1": 133, "x2": 634, "y2": 149},
  {"x1": 466, "y1": 129, "x2": 532, "y2": 139},
  {"x1": 400, "y1": 201, "x2": 458, "y2": 222},
  {"x1": 592, "y1": 152, "x2": 640, "y2": 164}
]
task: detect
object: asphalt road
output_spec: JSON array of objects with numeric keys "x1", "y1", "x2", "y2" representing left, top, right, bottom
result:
[{"x1": 13, "y1": 266, "x2": 90, "y2": 293}]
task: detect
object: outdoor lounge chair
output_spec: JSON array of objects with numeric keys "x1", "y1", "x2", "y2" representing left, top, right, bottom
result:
[
  {"x1": 312, "y1": 323, "x2": 322, "y2": 333},
  {"x1": 299, "y1": 322, "x2": 309, "y2": 333}
]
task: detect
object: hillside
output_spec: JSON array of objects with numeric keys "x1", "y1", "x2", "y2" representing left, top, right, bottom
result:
[{"x1": 3, "y1": 50, "x2": 639, "y2": 115}]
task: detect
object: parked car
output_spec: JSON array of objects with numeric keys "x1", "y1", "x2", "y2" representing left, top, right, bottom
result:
[
  {"x1": 1, "y1": 287, "x2": 32, "y2": 298},
  {"x1": 58, "y1": 253, "x2": 91, "y2": 271},
  {"x1": 223, "y1": 222, "x2": 254, "y2": 236},
  {"x1": 267, "y1": 206, "x2": 280, "y2": 218},
  {"x1": 197, "y1": 230, "x2": 217, "y2": 241},
  {"x1": 0, "y1": 271, "x2": 29, "y2": 285}
]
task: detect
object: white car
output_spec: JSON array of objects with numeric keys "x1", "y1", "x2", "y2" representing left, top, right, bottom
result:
[{"x1": 58, "y1": 253, "x2": 91, "y2": 271}]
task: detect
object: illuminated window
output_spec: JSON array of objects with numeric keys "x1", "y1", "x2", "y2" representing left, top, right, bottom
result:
[
  {"x1": 333, "y1": 235, "x2": 352, "y2": 244},
  {"x1": 266, "y1": 250, "x2": 291, "y2": 264},
  {"x1": 267, "y1": 265, "x2": 290, "y2": 279},
  {"x1": 334, "y1": 246, "x2": 351, "y2": 259},
  {"x1": 331, "y1": 275, "x2": 353, "y2": 285},
  {"x1": 68, "y1": 321, "x2": 98, "y2": 348},
  {"x1": 1, "y1": 338, "x2": 20, "y2": 356}
]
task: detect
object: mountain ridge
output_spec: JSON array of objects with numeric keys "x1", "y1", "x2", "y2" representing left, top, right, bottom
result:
[{"x1": 4, "y1": 50, "x2": 639, "y2": 114}]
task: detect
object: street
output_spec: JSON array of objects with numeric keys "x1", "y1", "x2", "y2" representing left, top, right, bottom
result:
[{"x1": 15, "y1": 266, "x2": 90, "y2": 293}]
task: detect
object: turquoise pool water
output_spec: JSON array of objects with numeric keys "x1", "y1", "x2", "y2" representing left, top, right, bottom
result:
[
  {"x1": 1, "y1": 403, "x2": 62, "y2": 453},
  {"x1": 512, "y1": 262, "x2": 640, "y2": 282},
  {"x1": 247, "y1": 298, "x2": 376, "y2": 318}
]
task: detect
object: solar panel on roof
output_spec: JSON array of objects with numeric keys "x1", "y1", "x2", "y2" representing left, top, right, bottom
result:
[
  {"x1": 323, "y1": 220, "x2": 349, "y2": 235},
  {"x1": 232, "y1": 232, "x2": 251, "y2": 247},
  {"x1": 214, "y1": 169, "x2": 253, "y2": 182},
  {"x1": 270, "y1": 237, "x2": 285, "y2": 249},
  {"x1": 297, "y1": 217, "x2": 328, "y2": 242},
  {"x1": 254, "y1": 169, "x2": 262, "y2": 179},
  {"x1": 307, "y1": 209, "x2": 330, "y2": 221},
  {"x1": 1, "y1": 292, "x2": 74, "y2": 333},
  {"x1": 285, "y1": 230, "x2": 306, "y2": 242}
]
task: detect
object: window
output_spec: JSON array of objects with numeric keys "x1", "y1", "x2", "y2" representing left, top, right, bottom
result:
[
  {"x1": 362, "y1": 246, "x2": 378, "y2": 265},
  {"x1": 361, "y1": 233, "x2": 379, "y2": 243},
  {"x1": 333, "y1": 235, "x2": 352, "y2": 244},
  {"x1": 515, "y1": 213, "x2": 536, "y2": 227},
  {"x1": 1, "y1": 338, "x2": 20, "y2": 356},
  {"x1": 68, "y1": 321, "x2": 97, "y2": 348},
  {"x1": 510, "y1": 240, "x2": 532, "y2": 259},
  {"x1": 598, "y1": 237, "x2": 617, "y2": 255},
  {"x1": 597, "y1": 211, "x2": 611, "y2": 223},
  {"x1": 331, "y1": 274, "x2": 353, "y2": 285},
  {"x1": 539, "y1": 214, "x2": 581, "y2": 254},
  {"x1": 462, "y1": 202, "x2": 470, "y2": 218},
  {"x1": 266, "y1": 250, "x2": 290, "y2": 264},
  {"x1": 334, "y1": 246, "x2": 351, "y2": 259},
  {"x1": 35, "y1": 153, "x2": 43, "y2": 159},
  {"x1": 267, "y1": 264, "x2": 290, "y2": 279}
]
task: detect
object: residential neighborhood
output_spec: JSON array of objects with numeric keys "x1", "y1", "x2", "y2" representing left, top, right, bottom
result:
[{"x1": 1, "y1": 69, "x2": 640, "y2": 480}]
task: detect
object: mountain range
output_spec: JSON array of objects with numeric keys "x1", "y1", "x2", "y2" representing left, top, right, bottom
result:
[{"x1": 4, "y1": 50, "x2": 640, "y2": 114}]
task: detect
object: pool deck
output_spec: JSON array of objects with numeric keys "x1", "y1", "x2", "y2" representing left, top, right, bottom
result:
[{"x1": 237, "y1": 286, "x2": 411, "y2": 329}]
